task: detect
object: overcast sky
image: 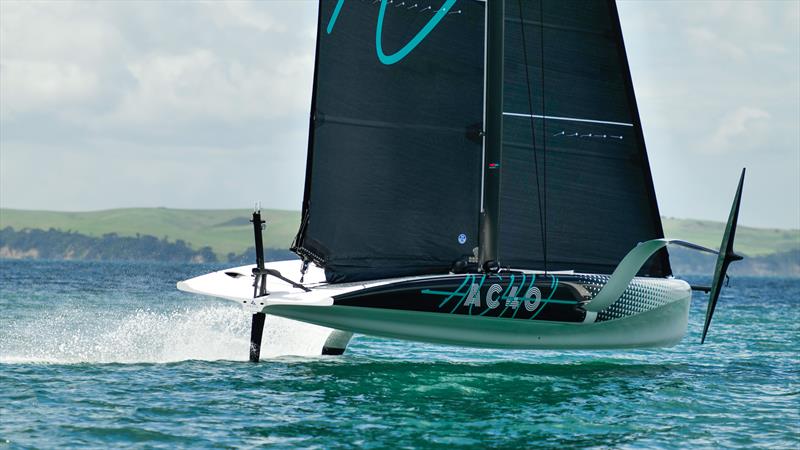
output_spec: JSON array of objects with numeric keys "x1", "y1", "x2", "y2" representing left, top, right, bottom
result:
[{"x1": 1, "y1": 0, "x2": 798, "y2": 229}]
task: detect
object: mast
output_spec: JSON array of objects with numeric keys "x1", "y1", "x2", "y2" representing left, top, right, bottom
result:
[{"x1": 479, "y1": 0, "x2": 504, "y2": 270}]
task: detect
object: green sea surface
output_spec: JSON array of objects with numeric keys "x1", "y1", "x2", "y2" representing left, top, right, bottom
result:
[{"x1": 1, "y1": 260, "x2": 798, "y2": 448}]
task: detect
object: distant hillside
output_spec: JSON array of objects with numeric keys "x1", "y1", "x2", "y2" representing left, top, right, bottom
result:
[
  {"x1": 1, "y1": 208, "x2": 798, "y2": 275},
  {"x1": 0, "y1": 208, "x2": 299, "y2": 260},
  {"x1": 668, "y1": 247, "x2": 799, "y2": 278},
  {"x1": 0, "y1": 228, "x2": 295, "y2": 264},
  {"x1": 0, "y1": 227, "x2": 218, "y2": 263},
  {"x1": 661, "y1": 217, "x2": 798, "y2": 257}
]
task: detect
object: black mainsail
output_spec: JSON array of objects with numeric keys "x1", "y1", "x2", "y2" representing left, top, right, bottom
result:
[
  {"x1": 293, "y1": 0, "x2": 670, "y2": 283},
  {"x1": 292, "y1": 0, "x2": 485, "y2": 282}
]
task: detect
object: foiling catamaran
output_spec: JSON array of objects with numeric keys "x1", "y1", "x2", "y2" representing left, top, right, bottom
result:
[{"x1": 178, "y1": 0, "x2": 745, "y2": 361}]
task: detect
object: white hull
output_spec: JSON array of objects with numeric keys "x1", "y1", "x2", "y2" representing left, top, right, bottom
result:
[
  {"x1": 267, "y1": 298, "x2": 689, "y2": 349},
  {"x1": 178, "y1": 260, "x2": 691, "y2": 351}
]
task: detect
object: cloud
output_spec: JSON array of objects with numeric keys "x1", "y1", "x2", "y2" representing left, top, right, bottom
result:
[
  {"x1": 0, "y1": 0, "x2": 320, "y2": 215},
  {"x1": 2, "y1": 0, "x2": 798, "y2": 228},
  {"x1": 704, "y1": 107, "x2": 771, "y2": 154},
  {"x1": 0, "y1": 61, "x2": 98, "y2": 117},
  {"x1": 0, "y1": 0, "x2": 316, "y2": 142},
  {"x1": 685, "y1": 27, "x2": 746, "y2": 61},
  {"x1": 618, "y1": 0, "x2": 798, "y2": 228},
  {"x1": 108, "y1": 49, "x2": 312, "y2": 126},
  {"x1": 218, "y1": 1, "x2": 284, "y2": 33},
  {"x1": 679, "y1": 1, "x2": 795, "y2": 64}
]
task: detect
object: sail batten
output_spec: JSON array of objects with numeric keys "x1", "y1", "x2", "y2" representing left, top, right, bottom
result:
[
  {"x1": 503, "y1": 112, "x2": 634, "y2": 127},
  {"x1": 318, "y1": 114, "x2": 473, "y2": 134}
]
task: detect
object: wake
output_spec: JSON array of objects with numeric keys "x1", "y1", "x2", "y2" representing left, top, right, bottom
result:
[{"x1": 0, "y1": 304, "x2": 334, "y2": 364}]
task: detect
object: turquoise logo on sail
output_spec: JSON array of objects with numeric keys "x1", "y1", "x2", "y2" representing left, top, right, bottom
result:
[{"x1": 326, "y1": 0, "x2": 458, "y2": 65}]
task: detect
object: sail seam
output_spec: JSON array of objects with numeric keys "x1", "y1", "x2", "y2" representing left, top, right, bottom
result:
[
  {"x1": 319, "y1": 114, "x2": 472, "y2": 134},
  {"x1": 506, "y1": 17, "x2": 612, "y2": 37},
  {"x1": 502, "y1": 142, "x2": 633, "y2": 161}
]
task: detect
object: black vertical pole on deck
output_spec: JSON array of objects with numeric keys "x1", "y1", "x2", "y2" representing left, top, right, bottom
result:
[
  {"x1": 250, "y1": 208, "x2": 267, "y2": 362},
  {"x1": 249, "y1": 312, "x2": 266, "y2": 362},
  {"x1": 251, "y1": 210, "x2": 267, "y2": 297},
  {"x1": 479, "y1": 0, "x2": 505, "y2": 270}
]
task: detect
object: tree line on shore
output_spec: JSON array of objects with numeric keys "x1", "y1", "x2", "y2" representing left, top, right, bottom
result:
[
  {"x1": 0, "y1": 227, "x2": 293, "y2": 264},
  {"x1": 0, "y1": 226, "x2": 796, "y2": 276}
]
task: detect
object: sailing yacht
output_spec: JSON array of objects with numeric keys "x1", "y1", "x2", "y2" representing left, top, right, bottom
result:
[{"x1": 178, "y1": 0, "x2": 744, "y2": 360}]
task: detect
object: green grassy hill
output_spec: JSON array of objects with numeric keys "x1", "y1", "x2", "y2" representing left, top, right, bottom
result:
[
  {"x1": 661, "y1": 217, "x2": 798, "y2": 257},
  {"x1": 0, "y1": 208, "x2": 299, "y2": 259},
  {"x1": 1, "y1": 208, "x2": 798, "y2": 259}
]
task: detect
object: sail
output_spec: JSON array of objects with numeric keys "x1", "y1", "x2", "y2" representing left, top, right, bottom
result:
[
  {"x1": 497, "y1": 0, "x2": 671, "y2": 277},
  {"x1": 292, "y1": 0, "x2": 486, "y2": 282}
]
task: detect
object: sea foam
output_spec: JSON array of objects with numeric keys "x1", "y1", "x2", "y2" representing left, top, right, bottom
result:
[{"x1": 0, "y1": 304, "x2": 333, "y2": 364}]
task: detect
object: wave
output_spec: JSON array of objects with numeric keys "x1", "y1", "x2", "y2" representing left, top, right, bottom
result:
[{"x1": 0, "y1": 304, "x2": 334, "y2": 364}]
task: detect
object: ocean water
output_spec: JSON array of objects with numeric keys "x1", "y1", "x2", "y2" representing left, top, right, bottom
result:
[{"x1": 1, "y1": 260, "x2": 798, "y2": 449}]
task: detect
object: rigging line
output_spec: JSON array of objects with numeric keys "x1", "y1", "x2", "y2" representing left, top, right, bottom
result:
[
  {"x1": 517, "y1": 0, "x2": 547, "y2": 274},
  {"x1": 538, "y1": 0, "x2": 548, "y2": 274}
]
